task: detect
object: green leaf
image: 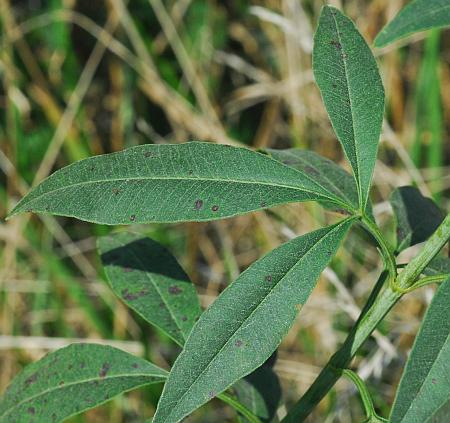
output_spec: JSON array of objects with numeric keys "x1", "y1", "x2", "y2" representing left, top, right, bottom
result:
[
  {"x1": 313, "y1": 6, "x2": 384, "y2": 210},
  {"x1": 390, "y1": 276, "x2": 450, "y2": 423},
  {"x1": 424, "y1": 256, "x2": 450, "y2": 277},
  {"x1": 233, "y1": 365, "x2": 281, "y2": 422},
  {"x1": 390, "y1": 186, "x2": 444, "y2": 253},
  {"x1": 7, "y1": 142, "x2": 350, "y2": 225},
  {"x1": 374, "y1": 0, "x2": 450, "y2": 47},
  {"x1": 0, "y1": 343, "x2": 167, "y2": 423},
  {"x1": 267, "y1": 148, "x2": 359, "y2": 213},
  {"x1": 98, "y1": 232, "x2": 202, "y2": 346},
  {"x1": 153, "y1": 218, "x2": 354, "y2": 423}
]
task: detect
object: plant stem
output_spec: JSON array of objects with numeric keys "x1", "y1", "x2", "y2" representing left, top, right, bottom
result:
[
  {"x1": 218, "y1": 393, "x2": 262, "y2": 423},
  {"x1": 399, "y1": 273, "x2": 448, "y2": 293},
  {"x1": 361, "y1": 215, "x2": 397, "y2": 281},
  {"x1": 341, "y1": 369, "x2": 388, "y2": 422},
  {"x1": 282, "y1": 213, "x2": 450, "y2": 423}
]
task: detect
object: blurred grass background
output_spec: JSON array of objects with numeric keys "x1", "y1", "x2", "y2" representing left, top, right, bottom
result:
[{"x1": 0, "y1": 0, "x2": 449, "y2": 421}]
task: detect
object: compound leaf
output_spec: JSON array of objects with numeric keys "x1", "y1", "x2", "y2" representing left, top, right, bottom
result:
[
  {"x1": 267, "y1": 148, "x2": 359, "y2": 214},
  {"x1": 152, "y1": 218, "x2": 354, "y2": 423},
  {"x1": 390, "y1": 276, "x2": 450, "y2": 422},
  {"x1": 98, "y1": 232, "x2": 202, "y2": 346},
  {"x1": 390, "y1": 186, "x2": 443, "y2": 253},
  {"x1": 7, "y1": 142, "x2": 349, "y2": 224},
  {"x1": 313, "y1": 6, "x2": 384, "y2": 210},
  {"x1": 0, "y1": 343, "x2": 167, "y2": 423},
  {"x1": 375, "y1": 0, "x2": 450, "y2": 47}
]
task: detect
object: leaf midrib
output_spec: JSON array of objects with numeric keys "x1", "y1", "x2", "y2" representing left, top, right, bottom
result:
[
  {"x1": 0, "y1": 371, "x2": 167, "y2": 419},
  {"x1": 16, "y1": 174, "x2": 344, "y2": 211},
  {"x1": 162, "y1": 221, "x2": 350, "y2": 422},
  {"x1": 329, "y1": 8, "x2": 362, "y2": 207}
]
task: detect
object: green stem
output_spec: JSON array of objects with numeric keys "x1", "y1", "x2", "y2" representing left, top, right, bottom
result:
[
  {"x1": 399, "y1": 273, "x2": 448, "y2": 293},
  {"x1": 218, "y1": 393, "x2": 262, "y2": 423},
  {"x1": 361, "y1": 215, "x2": 397, "y2": 281},
  {"x1": 282, "y1": 213, "x2": 450, "y2": 423},
  {"x1": 341, "y1": 369, "x2": 388, "y2": 422}
]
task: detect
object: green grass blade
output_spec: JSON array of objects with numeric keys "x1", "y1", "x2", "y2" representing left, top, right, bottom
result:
[
  {"x1": 7, "y1": 142, "x2": 350, "y2": 225},
  {"x1": 313, "y1": 6, "x2": 384, "y2": 211},
  {"x1": 374, "y1": 0, "x2": 450, "y2": 47},
  {"x1": 152, "y1": 218, "x2": 355, "y2": 423},
  {"x1": 390, "y1": 276, "x2": 450, "y2": 422},
  {"x1": 0, "y1": 343, "x2": 167, "y2": 423},
  {"x1": 98, "y1": 232, "x2": 202, "y2": 346}
]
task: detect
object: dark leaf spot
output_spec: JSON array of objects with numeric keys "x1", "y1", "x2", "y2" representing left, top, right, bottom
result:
[
  {"x1": 25, "y1": 373, "x2": 38, "y2": 387},
  {"x1": 121, "y1": 288, "x2": 148, "y2": 301},
  {"x1": 168, "y1": 285, "x2": 182, "y2": 295},
  {"x1": 304, "y1": 165, "x2": 319, "y2": 176},
  {"x1": 80, "y1": 362, "x2": 86, "y2": 369},
  {"x1": 188, "y1": 169, "x2": 194, "y2": 175},
  {"x1": 99, "y1": 363, "x2": 111, "y2": 378},
  {"x1": 59, "y1": 380, "x2": 65, "y2": 386},
  {"x1": 144, "y1": 151, "x2": 153, "y2": 158},
  {"x1": 130, "y1": 214, "x2": 136, "y2": 222},
  {"x1": 208, "y1": 390, "x2": 216, "y2": 399},
  {"x1": 265, "y1": 275, "x2": 272, "y2": 282},
  {"x1": 330, "y1": 40, "x2": 342, "y2": 50},
  {"x1": 112, "y1": 188, "x2": 120, "y2": 195},
  {"x1": 260, "y1": 201, "x2": 267, "y2": 208},
  {"x1": 194, "y1": 199, "x2": 203, "y2": 210},
  {"x1": 181, "y1": 316, "x2": 188, "y2": 322},
  {"x1": 235, "y1": 340, "x2": 243, "y2": 347},
  {"x1": 432, "y1": 378, "x2": 437, "y2": 384},
  {"x1": 123, "y1": 267, "x2": 133, "y2": 273},
  {"x1": 132, "y1": 363, "x2": 139, "y2": 369},
  {"x1": 27, "y1": 407, "x2": 36, "y2": 415},
  {"x1": 211, "y1": 205, "x2": 219, "y2": 212}
]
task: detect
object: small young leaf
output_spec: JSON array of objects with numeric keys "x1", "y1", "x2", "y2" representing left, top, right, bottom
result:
[
  {"x1": 233, "y1": 365, "x2": 281, "y2": 422},
  {"x1": 424, "y1": 256, "x2": 450, "y2": 276},
  {"x1": 390, "y1": 186, "x2": 444, "y2": 253},
  {"x1": 390, "y1": 276, "x2": 450, "y2": 423},
  {"x1": 267, "y1": 148, "x2": 359, "y2": 213},
  {"x1": 7, "y1": 142, "x2": 349, "y2": 224},
  {"x1": 374, "y1": 0, "x2": 450, "y2": 47},
  {"x1": 98, "y1": 232, "x2": 202, "y2": 346},
  {"x1": 152, "y1": 218, "x2": 354, "y2": 423},
  {"x1": 313, "y1": 6, "x2": 384, "y2": 210},
  {"x1": 0, "y1": 343, "x2": 167, "y2": 423}
]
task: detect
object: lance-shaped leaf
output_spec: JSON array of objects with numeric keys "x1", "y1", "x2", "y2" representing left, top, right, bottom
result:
[
  {"x1": 374, "y1": 0, "x2": 450, "y2": 47},
  {"x1": 390, "y1": 186, "x2": 444, "y2": 253},
  {"x1": 7, "y1": 142, "x2": 349, "y2": 225},
  {"x1": 0, "y1": 343, "x2": 167, "y2": 423},
  {"x1": 267, "y1": 148, "x2": 359, "y2": 214},
  {"x1": 152, "y1": 218, "x2": 354, "y2": 423},
  {"x1": 390, "y1": 276, "x2": 450, "y2": 423},
  {"x1": 98, "y1": 232, "x2": 202, "y2": 346},
  {"x1": 313, "y1": 6, "x2": 384, "y2": 210}
]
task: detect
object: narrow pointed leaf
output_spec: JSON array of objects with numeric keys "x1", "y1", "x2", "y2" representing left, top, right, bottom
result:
[
  {"x1": 374, "y1": 0, "x2": 450, "y2": 47},
  {"x1": 390, "y1": 186, "x2": 444, "y2": 253},
  {"x1": 267, "y1": 148, "x2": 359, "y2": 213},
  {"x1": 153, "y1": 218, "x2": 354, "y2": 423},
  {"x1": 7, "y1": 142, "x2": 348, "y2": 224},
  {"x1": 98, "y1": 232, "x2": 202, "y2": 346},
  {"x1": 390, "y1": 276, "x2": 450, "y2": 423},
  {"x1": 0, "y1": 343, "x2": 167, "y2": 423},
  {"x1": 313, "y1": 6, "x2": 384, "y2": 210}
]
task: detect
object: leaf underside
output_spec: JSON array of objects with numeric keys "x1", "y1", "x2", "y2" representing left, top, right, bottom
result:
[
  {"x1": 152, "y1": 219, "x2": 354, "y2": 423},
  {"x1": 424, "y1": 256, "x2": 450, "y2": 277},
  {"x1": 313, "y1": 6, "x2": 384, "y2": 210},
  {"x1": 98, "y1": 232, "x2": 202, "y2": 346},
  {"x1": 7, "y1": 142, "x2": 347, "y2": 225},
  {"x1": 374, "y1": 0, "x2": 450, "y2": 47},
  {"x1": 390, "y1": 186, "x2": 443, "y2": 253},
  {"x1": 0, "y1": 343, "x2": 167, "y2": 423},
  {"x1": 390, "y1": 276, "x2": 450, "y2": 423}
]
